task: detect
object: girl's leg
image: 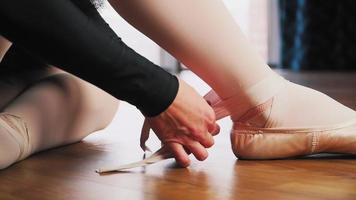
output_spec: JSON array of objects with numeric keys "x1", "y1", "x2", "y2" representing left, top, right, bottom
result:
[
  {"x1": 109, "y1": 0, "x2": 356, "y2": 128},
  {"x1": 109, "y1": 0, "x2": 272, "y2": 99},
  {"x1": 0, "y1": 72, "x2": 119, "y2": 169}
]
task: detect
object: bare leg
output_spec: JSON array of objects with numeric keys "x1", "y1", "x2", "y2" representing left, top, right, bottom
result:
[{"x1": 0, "y1": 71, "x2": 119, "y2": 169}]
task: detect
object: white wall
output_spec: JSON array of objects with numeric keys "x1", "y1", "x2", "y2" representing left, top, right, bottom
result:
[{"x1": 223, "y1": 0, "x2": 269, "y2": 62}]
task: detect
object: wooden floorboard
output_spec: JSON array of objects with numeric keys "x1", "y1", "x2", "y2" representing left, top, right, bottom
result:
[{"x1": 1, "y1": 70, "x2": 356, "y2": 200}]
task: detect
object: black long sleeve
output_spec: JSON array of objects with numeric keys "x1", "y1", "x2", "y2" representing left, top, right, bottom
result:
[{"x1": 0, "y1": 0, "x2": 178, "y2": 117}]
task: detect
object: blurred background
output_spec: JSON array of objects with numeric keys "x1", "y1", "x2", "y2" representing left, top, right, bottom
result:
[{"x1": 99, "y1": 0, "x2": 356, "y2": 72}]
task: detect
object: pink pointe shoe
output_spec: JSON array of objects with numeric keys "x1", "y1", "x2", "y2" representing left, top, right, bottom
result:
[
  {"x1": 0, "y1": 113, "x2": 31, "y2": 169},
  {"x1": 204, "y1": 74, "x2": 356, "y2": 159}
]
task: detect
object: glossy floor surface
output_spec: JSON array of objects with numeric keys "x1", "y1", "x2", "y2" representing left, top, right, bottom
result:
[{"x1": 1, "y1": 70, "x2": 356, "y2": 200}]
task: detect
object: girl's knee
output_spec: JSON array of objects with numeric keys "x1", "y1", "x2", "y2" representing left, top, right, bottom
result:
[{"x1": 38, "y1": 73, "x2": 119, "y2": 132}]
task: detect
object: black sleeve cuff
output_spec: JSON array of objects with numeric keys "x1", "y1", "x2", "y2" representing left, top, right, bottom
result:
[{"x1": 137, "y1": 73, "x2": 179, "y2": 117}]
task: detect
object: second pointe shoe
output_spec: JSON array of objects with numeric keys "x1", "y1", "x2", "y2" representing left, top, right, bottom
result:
[
  {"x1": 0, "y1": 113, "x2": 31, "y2": 169},
  {"x1": 204, "y1": 73, "x2": 356, "y2": 159}
]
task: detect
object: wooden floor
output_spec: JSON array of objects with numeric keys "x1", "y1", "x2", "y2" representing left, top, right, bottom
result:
[{"x1": 0, "y1": 70, "x2": 356, "y2": 200}]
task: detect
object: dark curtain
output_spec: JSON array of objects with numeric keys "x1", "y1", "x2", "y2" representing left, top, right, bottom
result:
[{"x1": 279, "y1": 0, "x2": 356, "y2": 70}]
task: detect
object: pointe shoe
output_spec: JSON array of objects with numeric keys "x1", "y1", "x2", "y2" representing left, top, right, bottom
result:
[
  {"x1": 204, "y1": 73, "x2": 356, "y2": 159},
  {"x1": 0, "y1": 113, "x2": 31, "y2": 169}
]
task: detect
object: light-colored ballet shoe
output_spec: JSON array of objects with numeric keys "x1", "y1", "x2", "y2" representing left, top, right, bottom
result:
[
  {"x1": 230, "y1": 120, "x2": 356, "y2": 159},
  {"x1": 204, "y1": 75, "x2": 356, "y2": 159},
  {"x1": 0, "y1": 113, "x2": 31, "y2": 169}
]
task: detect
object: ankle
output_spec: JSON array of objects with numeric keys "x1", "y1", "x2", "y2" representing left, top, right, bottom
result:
[{"x1": 205, "y1": 72, "x2": 287, "y2": 122}]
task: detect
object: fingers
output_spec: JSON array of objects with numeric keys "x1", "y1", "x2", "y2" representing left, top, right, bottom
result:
[
  {"x1": 187, "y1": 125, "x2": 217, "y2": 149},
  {"x1": 189, "y1": 121, "x2": 217, "y2": 148},
  {"x1": 167, "y1": 138, "x2": 209, "y2": 167},
  {"x1": 167, "y1": 142, "x2": 190, "y2": 167},
  {"x1": 185, "y1": 141, "x2": 208, "y2": 161},
  {"x1": 190, "y1": 121, "x2": 219, "y2": 148},
  {"x1": 188, "y1": 127, "x2": 208, "y2": 144},
  {"x1": 199, "y1": 133, "x2": 214, "y2": 148},
  {"x1": 179, "y1": 135, "x2": 209, "y2": 161},
  {"x1": 188, "y1": 107, "x2": 218, "y2": 143},
  {"x1": 208, "y1": 122, "x2": 220, "y2": 136}
]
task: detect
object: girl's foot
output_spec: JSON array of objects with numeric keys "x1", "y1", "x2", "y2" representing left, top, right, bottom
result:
[{"x1": 205, "y1": 73, "x2": 356, "y2": 159}]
